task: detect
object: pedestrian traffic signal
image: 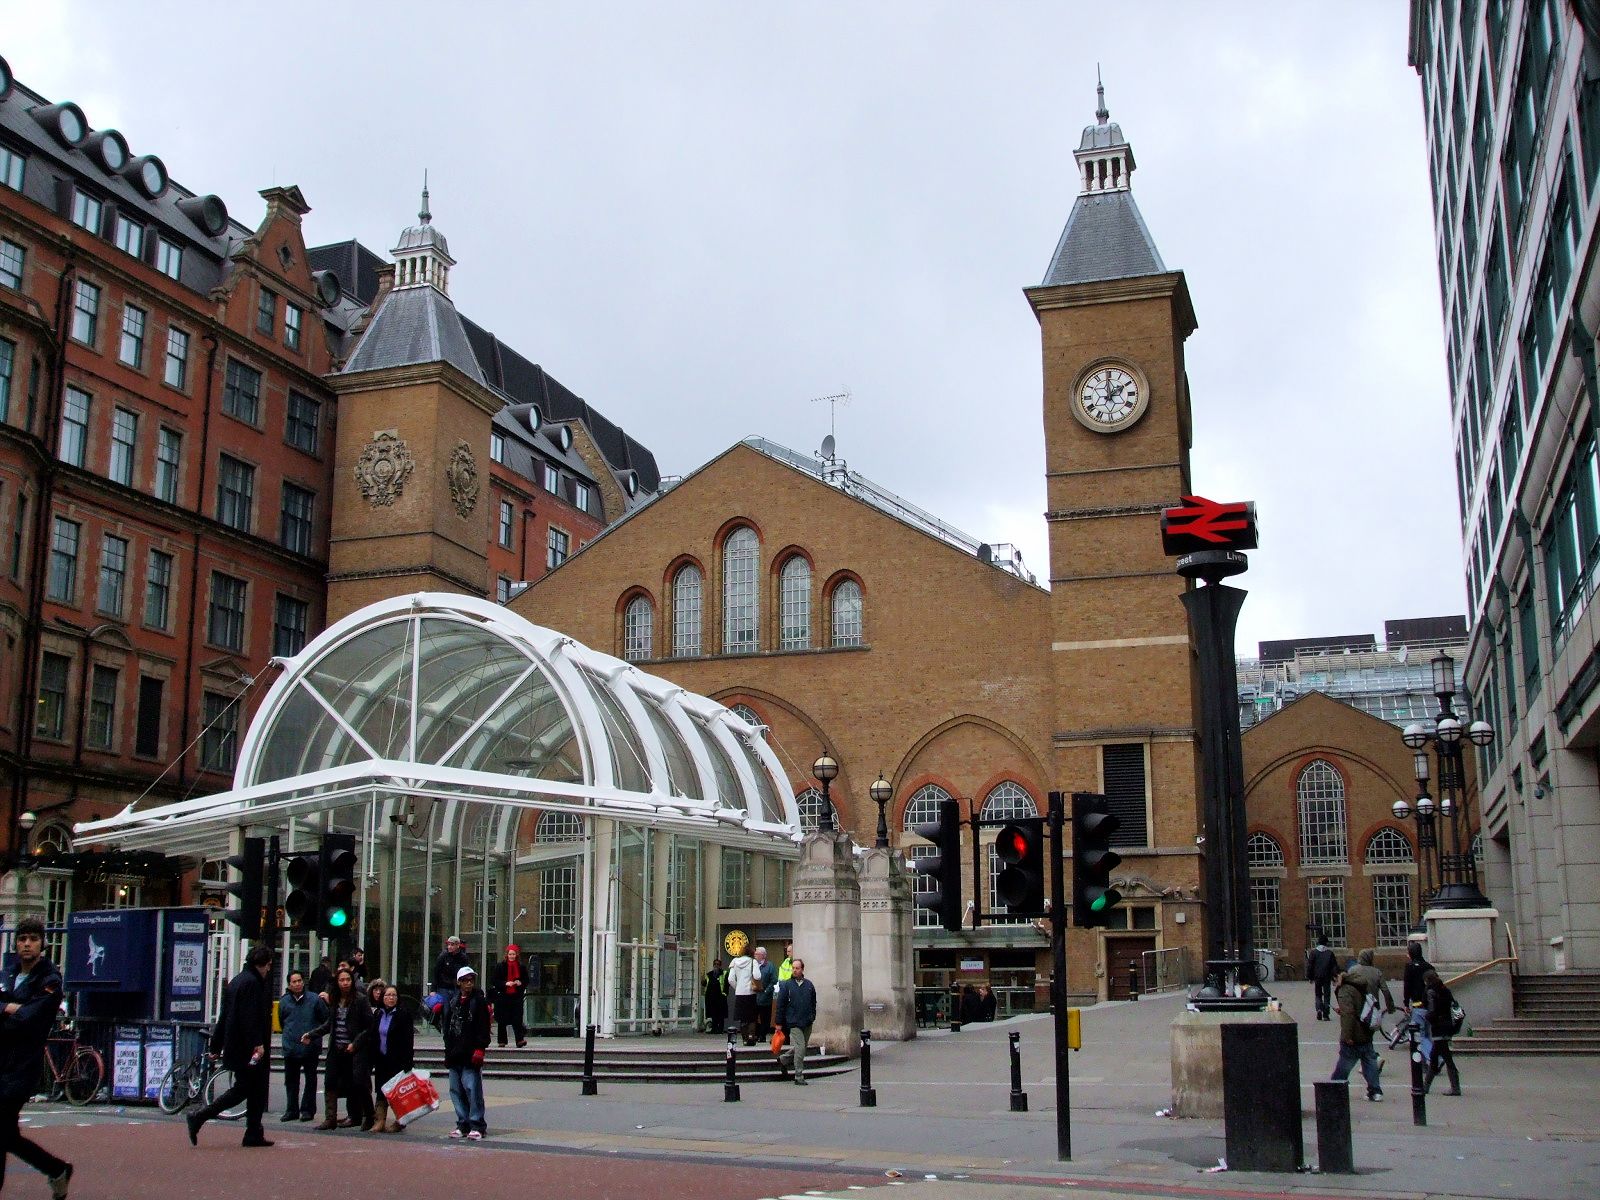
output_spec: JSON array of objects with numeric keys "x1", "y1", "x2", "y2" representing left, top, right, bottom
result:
[
  {"x1": 1071, "y1": 792, "x2": 1122, "y2": 928},
  {"x1": 222, "y1": 836, "x2": 266, "y2": 938},
  {"x1": 912, "y1": 798, "x2": 964, "y2": 932},
  {"x1": 283, "y1": 852, "x2": 321, "y2": 932},
  {"x1": 318, "y1": 833, "x2": 357, "y2": 937},
  {"x1": 993, "y1": 817, "x2": 1047, "y2": 916}
]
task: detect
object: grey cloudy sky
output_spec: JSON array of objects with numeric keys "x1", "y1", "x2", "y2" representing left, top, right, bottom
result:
[{"x1": 6, "y1": 2, "x2": 1456, "y2": 653}]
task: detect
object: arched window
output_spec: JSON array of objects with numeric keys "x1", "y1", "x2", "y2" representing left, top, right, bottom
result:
[
  {"x1": 831, "y1": 578, "x2": 863, "y2": 647},
  {"x1": 1247, "y1": 833, "x2": 1285, "y2": 950},
  {"x1": 1296, "y1": 759, "x2": 1348, "y2": 865},
  {"x1": 795, "y1": 785, "x2": 838, "y2": 832},
  {"x1": 1247, "y1": 832, "x2": 1285, "y2": 868},
  {"x1": 535, "y1": 811, "x2": 584, "y2": 843},
  {"x1": 730, "y1": 703, "x2": 763, "y2": 731},
  {"x1": 980, "y1": 781, "x2": 1036, "y2": 821},
  {"x1": 1366, "y1": 828, "x2": 1416, "y2": 948},
  {"x1": 779, "y1": 557, "x2": 812, "y2": 650},
  {"x1": 903, "y1": 783, "x2": 952, "y2": 929},
  {"x1": 30, "y1": 822, "x2": 71, "y2": 857},
  {"x1": 1364, "y1": 828, "x2": 1414, "y2": 865},
  {"x1": 623, "y1": 594, "x2": 653, "y2": 661},
  {"x1": 672, "y1": 564, "x2": 702, "y2": 657},
  {"x1": 722, "y1": 528, "x2": 759, "y2": 653}
]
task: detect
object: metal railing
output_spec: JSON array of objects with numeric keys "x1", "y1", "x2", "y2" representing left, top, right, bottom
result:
[{"x1": 1140, "y1": 947, "x2": 1191, "y2": 994}]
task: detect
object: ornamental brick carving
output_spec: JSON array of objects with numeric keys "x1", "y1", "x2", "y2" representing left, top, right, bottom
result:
[
  {"x1": 446, "y1": 440, "x2": 480, "y2": 518},
  {"x1": 355, "y1": 431, "x2": 414, "y2": 507}
]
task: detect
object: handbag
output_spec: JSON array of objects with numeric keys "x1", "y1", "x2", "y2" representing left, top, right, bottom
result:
[
  {"x1": 769, "y1": 1028, "x2": 786, "y2": 1056},
  {"x1": 1359, "y1": 990, "x2": 1384, "y2": 1031},
  {"x1": 380, "y1": 1069, "x2": 441, "y2": 1127}
]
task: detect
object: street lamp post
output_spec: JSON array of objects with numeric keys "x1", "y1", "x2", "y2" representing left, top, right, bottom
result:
[
  {"x1": 812, "y1": 752, "x2": 840, "y2": 834},
  {"x1": 1394, "y1": 653, "x2": 1493, "y2": 910},
  {"x1": 870, "y1": 773, "x2": 892, "y2": 848}
]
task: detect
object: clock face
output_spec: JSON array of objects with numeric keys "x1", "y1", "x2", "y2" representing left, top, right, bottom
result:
[{"x1": 1080, "y1": 366, "x2": 1140, "y2": 426}]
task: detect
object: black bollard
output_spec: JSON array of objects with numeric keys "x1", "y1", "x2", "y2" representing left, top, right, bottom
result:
[
  {"x1": 580, "y1": 1023, "x2": 599, "y2": 1096},
  {"x1": 1128, "y1": 959, "x2": 1139, "y2": 1001},
  {"x1": 858, "y1": 1029, "x2": 877, "y2": 1107},
  {"x1": 723, "y1": 1028, "x2": 741, "y2": 1103},
  {"x1": 1008, "y1": 1030, "x2": 1029, "y2": 1113},
  {"x1": 1407, "y1": 1017, "x2": 1428, "y2": 1127},
  {"x1": 1314, "y1": 1080, "x2": 1354, "y2": 1174}
]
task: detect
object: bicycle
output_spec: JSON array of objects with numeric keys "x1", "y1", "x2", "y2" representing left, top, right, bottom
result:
[
  {"x1": 158, "y1": 1041, "x2": 246, "y2": 1119},
  {"x1": 40, "y1": 1020, "x2": 105, "y2": 1107}
]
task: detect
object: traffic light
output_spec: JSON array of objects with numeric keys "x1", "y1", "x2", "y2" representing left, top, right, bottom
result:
[
  {"x1": 318, "y1": 833, "x2": 357, "y2": 937},
  {"x1": 912, "y1": 798, "x2": 964, "y2": 932},
  {"x1": 993, "y1": 817, "x2": 1047, "y2": 916},
  {"x1": 283, "y1": 851, "x2": 321, "y2": 932},
  {"x1": 222, "y1": 836, "x2": 266, "y2": 938},
  {"x1": 1071, "y1": 792, "x2": 1123, "y2": 928}
]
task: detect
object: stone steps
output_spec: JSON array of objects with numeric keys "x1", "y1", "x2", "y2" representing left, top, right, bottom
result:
[{"x1": 1452, "y1": 973, "x2": 1600, "y2": 1056}]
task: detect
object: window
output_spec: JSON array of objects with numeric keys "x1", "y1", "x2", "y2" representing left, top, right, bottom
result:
[
  {"x1": 1250, "y1": 876, "x2": 1283, "y2": 951},
  {"x1": 9, "y1": 493, "x2": 24, "y2": 578},
  {"x1": 1102, "y1": 742, "x2": 1149, "y2": 846},
  {"x1": 981, "y1": 781, "x2": 1037, "y2": 822},
  {"x1": 779, "y1": 556, "x2": 811, "y2": 650},
  {"x1": 988, "y1": 843, "x2": 1030, "y2": 925},
  {"x1": 0, "y1": 335, "x2": 12, "y2": 422},
  {"x1": 0, "y1": 239, "x2": 22, "y2": 289},
  {"x1": 495, "y1": 576, "x2": 512, "y2": 604},
  {"x1": 164, "y1": 327, "x2": 189, "y2": 389},
  {"x1": 273, "y1": 594, "x2": 309, "y2": 657},
  {"x1": 155, "y1": 428, "x2": 181, "y2": 503},
  {"x1": 730, "y1": 703, "x2": 764, "y2": 733},
  {"x1": 59, "y1": 387, "x2": 89, "y2": 467},
  {"x1": 208, "y1": 572, "x2": 247, "y2": 650},
  {"x1": 497, "y1": 500, "x2": 515, "y2": 548},
  {"x1": 109, "y1": 407, "x2": 137, "y2": 485},
  {"x1": 831, "y1": 578, "x2": 863, "y2": 646},
  {"x1": 623, "y1": 594, "x2": 653, "y2": 661},
  {"x1": 1306, "y1": 878, "x2": 1348, "y2": 948},
  {"x1": 536, "y1": 811, "x2": 584, "y2": 843},
  {"x1": 722, "y1": 527, "x2": 759, "y2": 653},
  {"x1": 97, "y1": 534, "x2": 128, "y2": 615},
  {"x1": 796, "y1": 786, "x2": 838, "y2": 832},
  {"x1": 1247, "y1": 831, "x2": 1284, "y2": 869},
  {"x1": 0, "y1": 144, "x2": 22, "y2": 191},
  {"x1": 284, "y1": 303, "x2": 302, "y2": 350},
  {"x1": 539, "y1": 863, "x2": 577, "y2": 933},
  {"x1": 145, "y1": 549, "x2": 173, "y2": 629},
  {"x1": 223, "y1": 360, "x2": 262, "y2": 424},
  {"x1": 71, "y1": 280, "x2": 99, "y2": 344},
  {"x1": 490, "y1": 432, "x2": 505, "y2": 463},
  {"x1": 542, "y1": 464, "x2": 559, "y2": 493},
  {"x1": 120, "y1": 304, "x2": 146, "y2": 368},
  {"x1": 904, "y1": 783, "x2": 952, "y2": 928},
  {"x1": 114, "y1": 214, "x2": 143, "y2": 258},
  {"x1": 1372, "y1": 875, "x2": 1414, "y2": 949},
  {"x1": 278, "y1": 483, "x2": 314, "y2": 554},
  {"x1": 573, "y1": 481, "x2": 592, "y2": 514},
  {"x1": 47, "y1": 517, "x2": 79, "y2": 601},
  {"x1": 86, "y1": 664, "x2": 118, "y2": 749},
  {"x1": 35, "y1": 652, "x2": 69, "y2": 739},
  {"x1": 1296, "y1": 759, "x2": 1349, "y2": 865},
  {"x1": 1364, "y1": 828, "x2": 1415, "y2": 866},
  {"x1": 155, "y1": 237, "x2": 182, "y2": 280},
  {"x1": 547, "y1": 526, "x2": 569, "y2": 569},
  {"x1": 257, "y1": 287, "x2": 276, "y2": 335},
  {"x1": 70, "y1": 190, "x2": 102, "y2": 233},
  {"x1": 672, "y1": 564, "x2": 703, "y2": 656},
  {"x1": 284, "y1": 391, "x2": 320, "y2": 455},
  {"x1": 135, "y1": 676, "x2": 163, "y2": 757},
  {"x1": 200, "y1": 691, "x2": 240, "y2": 772},
  {"x1": 216, "y1": 455, "x2": 255, "y2": 532}
]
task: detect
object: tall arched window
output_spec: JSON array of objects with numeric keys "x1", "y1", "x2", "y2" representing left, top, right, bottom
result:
[
  {"x1": 1296, "y1": 759, "x2": 1349, "y2": 865},
  {"x1": 831, "y1": 578, "x2": 863, "y2": 647},
  {"x1": 779, "y1": 557, "x2": 812, "y2": 650},
  {"x1": 722, "y1": 528, "x2": 759, "y2": 653},
  {"x1": 1247, "y1": 833, "x2": 1285, "y2": 951},
  {"x1": 903, "y1": 783, "x2": 952, "y2": 929},
  {"x1": 623, "y1": 594, "x2": 653, "y2": 661},
  {"x1": 795, "y1": 785, "x2": 838, "y2": 832},
  {"x1": 1366, "y1": 828, "x2": 1416, "y2": 949},
  {"x1": 672, "y1": 564, "x2": 702, "y2": 657}
]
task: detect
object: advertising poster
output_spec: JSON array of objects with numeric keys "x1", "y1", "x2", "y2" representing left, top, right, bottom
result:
[
  {"x1": 112, "y1": 1038, "x2": 142, "y2": 1101},
  {"x1": 143, "y1": 1027, "x2": 174, "y2": 1100},
  {"x1": 162, "y1": 910, "x2": 210, "y2": 1021}
]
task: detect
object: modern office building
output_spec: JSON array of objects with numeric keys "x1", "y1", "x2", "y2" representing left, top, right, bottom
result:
[{"x1": 1409, "y1": 0, "x2": 1600, "y2": 970}]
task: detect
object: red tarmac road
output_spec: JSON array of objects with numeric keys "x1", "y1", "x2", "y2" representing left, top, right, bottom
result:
[{"x1": 20, "y1": 1120, "x2": 883, "y2": 1199}]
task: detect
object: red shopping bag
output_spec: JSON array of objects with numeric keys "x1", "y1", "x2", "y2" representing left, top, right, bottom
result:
[{"x1": 381, "y1": 1069, "x2": 442, "y2": 1127}]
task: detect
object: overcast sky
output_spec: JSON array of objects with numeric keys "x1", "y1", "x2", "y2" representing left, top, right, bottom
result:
[{"x1": 5, "y1": 2, "x2": 1457, "y2": 653}]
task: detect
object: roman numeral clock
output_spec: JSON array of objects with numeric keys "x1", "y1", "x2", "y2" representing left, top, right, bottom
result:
[{"x1": 1071, "y1": 359, "x2": 1151, "y2": 433}]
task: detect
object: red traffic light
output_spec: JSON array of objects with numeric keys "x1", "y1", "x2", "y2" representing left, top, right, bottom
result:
[{"x1": 996, "y1": 827, "x2": 1030, "y2": 863}]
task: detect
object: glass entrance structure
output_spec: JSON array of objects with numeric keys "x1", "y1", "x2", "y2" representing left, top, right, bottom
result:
[{"x1": 76, "y1": 594, "x2": 799, "y2": 1034}]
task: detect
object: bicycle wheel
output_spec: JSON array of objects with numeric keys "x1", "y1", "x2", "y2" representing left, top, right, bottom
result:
[
  {"x1": 158, "y1": 1064, "x2": 192, "y2": 1114},
  {"x1": 63, "y1": 1047, "x2": 105, "y2": 1106},
  {"x1": 204, "y1": 1067, "x2": 248, "y2": 1120}
]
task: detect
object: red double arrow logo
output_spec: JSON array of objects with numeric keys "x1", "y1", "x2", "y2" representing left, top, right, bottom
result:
[{"x1": 1165, "y1": 495, "x2": 1251, "y2": 543}]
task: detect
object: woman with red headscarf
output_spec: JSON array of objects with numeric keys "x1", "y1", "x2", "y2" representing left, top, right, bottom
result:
[{"x1": 489, "y1": 944, "x2": 530, "y2": 1047}]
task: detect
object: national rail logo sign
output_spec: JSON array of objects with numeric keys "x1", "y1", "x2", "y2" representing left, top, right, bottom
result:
[{"x1": 1159, "y1": 495, "x2": 1259, "y2": 557}]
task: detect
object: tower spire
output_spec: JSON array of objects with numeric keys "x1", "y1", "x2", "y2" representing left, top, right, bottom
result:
[
  {"x1": 419, "y1": 169, "x2": 431, "y2": 226},
  {"x1": 1096, "y1": 64, "x2": 1109, "y2": 125}
]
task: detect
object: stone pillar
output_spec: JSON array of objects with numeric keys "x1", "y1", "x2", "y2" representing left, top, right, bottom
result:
[
  {"x1": 0, "y1": 868, "x2": 48, "y2": 932},
  {"x1": 790, "y1": 828, "x2": 863, "y2": 1057},
  {"x1": 1425, "y1": 906, "x2": 1513, "y2": 1024},
  {"x1": 1171, "y1": 1006, "x2": 1298, "y2": 1118},
  {"x1": 858, "y1": 846, "x2": 916, "y2": 1041}
]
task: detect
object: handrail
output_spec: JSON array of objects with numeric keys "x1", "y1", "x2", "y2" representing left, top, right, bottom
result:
[
  {"x1": 1505, "y1": 923, "x2": 1519, "y2": 977},
  {"x1": 1444, "y1": 954, "x2": 1518, "y2": 989}
]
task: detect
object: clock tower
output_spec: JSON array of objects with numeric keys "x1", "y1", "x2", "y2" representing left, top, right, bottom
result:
[{"x1": 1025, "y1": 84, "x2": 1206, "y2": 991}]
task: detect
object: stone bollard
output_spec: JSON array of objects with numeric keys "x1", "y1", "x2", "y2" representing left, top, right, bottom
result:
[
  {"x1": 1008, "y1": 1030, "x2": 1028, "y2": 1113},
  {"x1": 1314, "y1": 1080, "x2": 1354, "y2": 1174},
  {"x1": 858, "y1": 1029, "x2": 877, "y2": 1107},
  {"x1": 580, "y1": 1024, "x2": 598, "y2": 1096}
]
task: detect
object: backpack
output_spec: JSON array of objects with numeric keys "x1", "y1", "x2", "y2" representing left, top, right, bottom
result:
[{"x1": 1359, "y1": 989, "x2": 1384, "y2": 1031}]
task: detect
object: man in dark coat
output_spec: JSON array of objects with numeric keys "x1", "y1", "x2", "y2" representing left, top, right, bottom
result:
[
  {"x1": 702, "y1": 958, "x2": 727, "y2": 1034},
  {"x1": 775, "y1": 957, "x2": 818, "y2": 1085},
  {"x1": 1306, "y1": 935, "x2": 1338, "y2": 1021},
  {"x1": 433, "y1": 936, "x2": 470, "y2": 998},
  {"x1": 441, "y1": 966, "x2": 492, "y2": 1138},
  {"x1": 188, "y1": 944, "x2": 275, "y2": 1148},
  {"x1": 0, "y1": 916, "x2": 72, "y2": 1195}
]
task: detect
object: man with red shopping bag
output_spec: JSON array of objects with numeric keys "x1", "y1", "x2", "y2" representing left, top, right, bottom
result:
[{"x1": 442, "y1": 966, "x2": 491, "y2": 1140}]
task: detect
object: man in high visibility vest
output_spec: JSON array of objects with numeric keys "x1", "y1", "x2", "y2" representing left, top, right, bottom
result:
[{"x1": 777, "y1": 941, "x2": 794, "y2": 983}]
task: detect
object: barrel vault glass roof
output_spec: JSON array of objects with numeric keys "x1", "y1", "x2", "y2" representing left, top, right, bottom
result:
[{"x1": 76, "y1": 594, "x2": 800, "y2": 858}]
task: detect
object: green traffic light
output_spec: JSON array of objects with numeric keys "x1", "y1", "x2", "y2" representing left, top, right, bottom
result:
[
  {"x1": 328, "y1": 908, "x2": 349, "y2": 928},
  {"x1": 1090, "y1": 894, "x2": 1109, "y2": 911}
]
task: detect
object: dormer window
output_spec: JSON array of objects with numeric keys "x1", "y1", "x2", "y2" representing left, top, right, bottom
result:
[
  {"x1": 543, "y1": 464, "x2": 559, "y2": 493},
  {"x1": 114, "y1": 214, "x2": 143, "y2": 258},
  {"x1": 70, "y1": 190, "x2": 102, "y2": 234},
  {"x1": 573, "y1": 481, "x2": 592, "y2": 514},
  {"x1": 0, "y1": 144, "x2": 22, "y2": 191},
  {"x1": 490, "y1": 431, "x2": 505, "y2": 464},
  {"x1": 156, "y1": 237, "x2": 182, "y2": 281}
]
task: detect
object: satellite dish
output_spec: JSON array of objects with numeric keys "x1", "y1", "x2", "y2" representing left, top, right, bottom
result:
[{"x1": 821, "y1": 434, "x2": 836, "y2": 458}]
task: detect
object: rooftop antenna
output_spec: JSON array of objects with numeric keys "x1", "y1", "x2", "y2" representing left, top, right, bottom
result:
[{"x1": 811, "y1": 389, "x2": 851, "y2": 451}]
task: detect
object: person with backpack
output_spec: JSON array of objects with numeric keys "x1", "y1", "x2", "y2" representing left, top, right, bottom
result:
[
  {"x1": 1423, "y1": 969, "x2": 1463, "y2": 1096},
  {"x1": 1306, "y1": 935, "x2": 1338, "y2": 1021},
  {"x1": 1402, "y1": 942, "x2": 1434, "y2": 1059},
  {"x1": 1330, "y1": 965, "x2": 1385, "y2": 1102}
]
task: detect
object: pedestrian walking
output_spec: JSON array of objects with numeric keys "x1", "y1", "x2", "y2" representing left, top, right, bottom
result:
[
  {"x1": 0, "y1": 916, "x2": 73, "y2": 1197},
  {"x1": 1423, "y1": 970, "x2": 1463, "y2": 1096},
  {"x1": 442, "y1": 966, "x2": 491, "y2": 1140},
  {"x1": 1402, "y1": 942, "x2": 1434, "y2": 1056},
  {"x1": 348, "y1": 947, "x2": 370, "y2": 991},
  {"x1": 1306, "y1": 934, "x2": 1338, "y2": 1021},
  {"x1": 308, "y1": 967, "x2": 373, "y2": 1130},
  {"x1": 433, "y1": 936, "x2": 470, "y2": 998},
  {"x1": 187, "y1": 944, "x2": 276, "y2": 1148},
  {"x1": 977, "y1": 984, "x2": 998, "y2": 1022},
  {"x1": 958, "y1": 984, "x2": 982, "y2": 1026},
  {"x1": 489, "y1": 944, "x2": 529, "y2": 1047},
  {"x1": 702, "y1": 958, "x2": 727, "y2": 1034},
  {"x1": 1345, "y1": 948, "x2": 1397, "y2": 1015},
  {"x1": 372, "y1": 985, "x2": 417, "y2": 1133},
  {"x1": 752, "y1": 947, "x2": 778, "y2": 1045},
  {"x1": 725, "y1": 947, "x2": 757, "y2": 1044},
  {"x1": 1330, "y1": 965, "x2": 1384, "y2": 1102},
  {"x1": 775, "y1": 957, "x2": 818, "y2": 1085},
  {"x1": 278, "y1": 969, "x2": 328, "y2": 1123}
]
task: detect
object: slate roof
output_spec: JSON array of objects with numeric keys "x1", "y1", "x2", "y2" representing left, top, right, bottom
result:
[
  {"x1": 341, "y1": 284, "x2": 486, "y2": 384},
  {"x1": 1041, "y1": 189, "x2": 1165, "y2": 287},
  {"x1": 307, "y1": 240, "x2": 386, "y2": 306}
]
